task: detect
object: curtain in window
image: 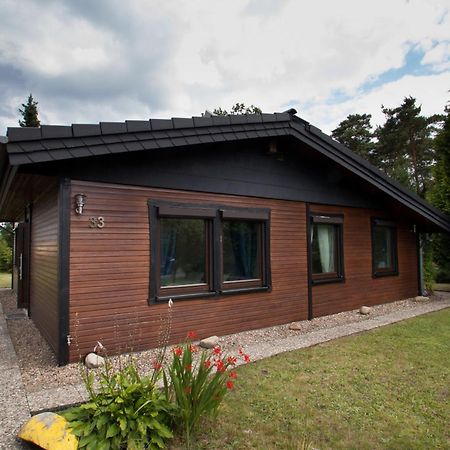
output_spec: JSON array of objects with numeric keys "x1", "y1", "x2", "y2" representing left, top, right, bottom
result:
[
  {"x1": 317, "y1": 224, "x2": 335, "y2": 273},
  {"x1": 160, "y1": 222, "x2": 177, "y2": 276},
  {"x1": 230, "y1": 222, "x2": 258, "y2": 278}
]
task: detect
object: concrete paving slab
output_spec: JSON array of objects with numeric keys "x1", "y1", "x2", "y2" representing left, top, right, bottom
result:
[
  {"x1": 0, "y1": 302, "x2": 31, "y2": 450},
  {"x1": 27, "y1": 383, "x2": 88, "y2": 414}
]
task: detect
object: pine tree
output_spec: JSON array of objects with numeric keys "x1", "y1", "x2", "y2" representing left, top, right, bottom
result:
[
  {"x1": 429, "y1": 102, "x2": 450, "y2": 282},
  {"x1": 374, "y1": 97, "x2": 441, "y2": 197},
  {"x1": 19, "y1": 94, "x2": 40, "y2": 127},
  {"x1": 331, "y1": 113, "x2": 376, "y2": 163}
]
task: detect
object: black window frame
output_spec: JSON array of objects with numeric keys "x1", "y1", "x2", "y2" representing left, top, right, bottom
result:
[
  {"x1": 148, "y1": 200, "x2": 271, "y2": 303},
  {"x1": 371, "y1": 218, "x2": 398, "y2": 278},
  {"x1": 309, "y1": 213, "x2": 345, "y2": 285}
]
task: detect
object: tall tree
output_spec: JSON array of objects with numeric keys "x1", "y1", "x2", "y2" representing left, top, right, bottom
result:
[
  {"x1": 331, "y1": 113, "x2": 376, "y2": 163},
  {"x1": 212, "y1": 103, "x2": 262, "y2": 116},
  {"x1": 374, "y1": 97, "x2": 441, "y2": 197},
  {"x1": 19, "y1": 93, "x2": 40, "y2": 127},
  {"x1": 429, "y1": 102, "x2": 450, "y2": 282}
]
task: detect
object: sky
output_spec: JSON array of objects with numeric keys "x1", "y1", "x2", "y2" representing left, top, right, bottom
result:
[{"x1": 0, "y1": 0, "x2": 449, "y2": 136}]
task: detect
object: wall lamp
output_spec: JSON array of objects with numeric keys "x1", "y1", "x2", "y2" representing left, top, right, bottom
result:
[{"x1": 74, "y1": 193, "x2": 86, "y2": 215}]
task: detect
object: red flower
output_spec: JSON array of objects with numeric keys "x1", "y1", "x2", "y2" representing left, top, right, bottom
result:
[
  {"x1": 189, "y1": 344, "x2": 199, "y2": 353},
  {"x1": 173, "y1": 346, "x2": 183, "y2": 357},
  {"x1": 229, "y1": 371, "x2": 237, "y2": 379},
  {"x1": 227, "y1": 356, "x2": 237, "y2": 366},
  {"x1": 215, "y1": 360, "x2": 226, "y2": 373},
  {"x1": 152, "y1": 360, "x2": 162, "y2": 370},
  {"x1": 243, "y1": 354, "x2": 250, "y2": 363},
  {"x1": 213, "y1": 346, "x2": 222, "y2": 355},
  {"x1": 185, "y1": 364, "x2": 192, "y2": 372},
  {"x1": 226, "y1": 380, "x2": 234, "y2": 390},
  {"x1": 187, "y1": 330, "x2": 198, "y2": 339},
  {"x1": 204, "y1": 359, "x2": 211, "y2": 369},
  {"x1": 238, "y1": 347, "x2": 244, "y2": 355}
]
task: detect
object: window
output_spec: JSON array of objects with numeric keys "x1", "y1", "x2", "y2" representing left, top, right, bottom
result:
[
  {"x1": 149, "y1": 201, "x2": 270, "y2": 302},
  {"x1": 159, "y1": 218, "x2": 208, "y2": 288},
  {"x1": 310, "y1": 213, "x2": 344, "y2": 284},
  {"x1": 372, "y1": 219, "x2": 398, "y2": 277}
]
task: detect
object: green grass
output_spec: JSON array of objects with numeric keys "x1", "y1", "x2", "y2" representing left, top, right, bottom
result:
[
  {"x1": 434, "y1": 283, "x2": 450, "y2": 292},
  {"x1": 0, "y1": 272, "x2": 11, "y2": 288},
  {"x1": 171, "y1": 310, "x2": 450, "y2": 449}
]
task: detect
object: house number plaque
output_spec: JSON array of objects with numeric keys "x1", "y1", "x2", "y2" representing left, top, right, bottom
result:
[{"x1": 89, "y1": 217, "x2": 105, "y2": 229}]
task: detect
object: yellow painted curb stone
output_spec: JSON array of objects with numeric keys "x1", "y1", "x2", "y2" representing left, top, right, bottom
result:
[{"x1": 18, "y1": 411, "x2": 78, "y2": 450}]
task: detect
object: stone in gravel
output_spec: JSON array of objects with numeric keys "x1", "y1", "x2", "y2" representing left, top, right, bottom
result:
[
  {"x1": 289, "y1": 322, "x2": 302, "y2": 331},
  {"x1": 414, "y1": 296, "x2": 429, "y2": 302},
  {"x1": 84, "y1": 352, "x2": 105, "y2": 369},
  {"x1": 199, "y1": 336, "x2": 219, "y2": 349},
  {"x1": 359, "y1": 306, "x2": 371, "y2": 315}
]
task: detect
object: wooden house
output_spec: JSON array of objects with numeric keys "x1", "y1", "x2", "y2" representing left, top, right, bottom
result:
[{"x1": 0, "y1": 111, "x2": 449, "y2": 364}]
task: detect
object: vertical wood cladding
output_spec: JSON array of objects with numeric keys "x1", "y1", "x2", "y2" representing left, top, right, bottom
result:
[
  {"x1": 310, "y1": 204, "x2": 418, "y2": 317},
  {"x1": 30, "y1": 187, "x2": 60, "y2": 354},
  {"x1": 69, "y1": 181, "x2": 309, "y2": 361}
]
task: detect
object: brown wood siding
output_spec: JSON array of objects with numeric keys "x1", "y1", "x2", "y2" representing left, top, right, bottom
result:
[
  {"x1": 30, "y1": 187, "x2": 60, "y2": 354},
  {"x1": 310, "y1": 204, "x2": 418, "y2": 317},
  {"x1": 69, "y1": 180, "x2": 308, "y2": 361}
]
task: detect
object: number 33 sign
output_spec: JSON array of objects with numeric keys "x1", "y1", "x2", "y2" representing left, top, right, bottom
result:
[{"x1": 89, "y1": 217, "x2": 105, "y2": 229}]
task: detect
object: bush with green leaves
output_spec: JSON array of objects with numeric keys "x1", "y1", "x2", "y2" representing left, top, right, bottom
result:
[
  {"x1": 62, "y1": 363, "x2": 173, "y2": 450},
  {"x1": 0, "y1": 237, "x2": 12, "y2": 272}
]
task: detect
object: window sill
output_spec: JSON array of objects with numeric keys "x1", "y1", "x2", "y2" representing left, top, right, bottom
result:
[
  {"x1": 312, "y1": 276, "x2": 345, "y2": 286},
  {"x1": 372, "y1": 271, "x2": 399, "y2": 278},
  {"x1": 150, "y1": 291, "x2": 217, "y2": 303},
  {"x1": 220, "y1": 286, "x2": 271, "y2": 295},
  {"x1": 148, "y1": 285, "x2": 271, "y2": 303}
]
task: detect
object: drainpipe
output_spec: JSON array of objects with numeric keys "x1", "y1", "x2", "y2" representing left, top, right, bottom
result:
[{"x1": 416, "y1": 228, "x2": 425, "y2": 296}]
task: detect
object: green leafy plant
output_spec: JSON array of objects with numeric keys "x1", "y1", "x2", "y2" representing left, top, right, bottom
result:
[
  {"x1": 62, "y1": 363, "x2": 173, "y2": 450},
  {"x1": 163, "y1": 331, "x2": 250, "y2": 447}
]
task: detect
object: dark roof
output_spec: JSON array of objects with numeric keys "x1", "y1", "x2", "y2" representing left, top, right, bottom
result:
[
  {"x1": 2, "y1": 112, "x2": 450, "y2": 233},
  {"x1": 5, "y1": 113, "x2": 297, "y2": 165}
]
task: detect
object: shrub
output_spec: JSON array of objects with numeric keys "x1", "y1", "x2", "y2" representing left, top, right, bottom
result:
[
  {"x1": 62, "y1": 363, "x2": 173, "y2": 450},
  {"x1": 0, "y1": 238, "x2": 12, "y2": 272}
]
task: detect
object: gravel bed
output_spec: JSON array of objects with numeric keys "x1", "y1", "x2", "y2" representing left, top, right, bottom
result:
[{"x1": 1, "y1": 288, "x2": 448, "y2": 393}]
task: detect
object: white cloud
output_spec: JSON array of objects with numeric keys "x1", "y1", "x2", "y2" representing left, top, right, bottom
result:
[
  {"x1": 0, "y1": 0, "x2": 449, "y2": 133},
  {"x1": 307, "y1": 72, "x2": 449, "y2": 134}
]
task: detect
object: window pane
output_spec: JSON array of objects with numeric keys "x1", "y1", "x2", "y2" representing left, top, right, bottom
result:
[
  {"x1": 223, "y1": 220, "x2": 260, "y2": 281},
  {"x1": 159, "y1": 218, "x2": 206, "y2": 287},
  {"x1": 373, "y1": 226, "x2": 393, "y2": 270},
  {"x1": 311, "y1": 224, "x2": 336, "y2": 274}
]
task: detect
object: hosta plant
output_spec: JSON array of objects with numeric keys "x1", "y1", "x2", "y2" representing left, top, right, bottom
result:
[{"x1": 62, "y1": 363, "x2": 173, "y2": 450}]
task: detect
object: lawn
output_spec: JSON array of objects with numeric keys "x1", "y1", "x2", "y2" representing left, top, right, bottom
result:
[
  {"x1": 0, "y1": 272, "x2": 11, "y2": 288},
  {"x1": 434, "y1": 283, "x2": 450, "y2": 292},
  {"x1": 171, "y1": 309, "x2": 450, "y2": 449}
]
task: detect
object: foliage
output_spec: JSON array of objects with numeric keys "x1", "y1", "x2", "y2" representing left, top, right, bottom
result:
[
  {"x1": 180, "y1": 310, "x2": 450, "y2": 449},
  {"x1": 0, "y1": 222, "x2": 14, "y2": 249},
  {"x1": 0, "y1": 237, "x2": 12, "y2": 272},
  {"x1": 423, "y1": 239, "x2": 436, "y2": 292},
  {"x1": 163, "y1": 332, "x2": 249, "y2": 447},
  {"x1": 374, "y1": 97, "x2": 443, "y2": 197},
  {"x1": 331, "y1": 113, "x2": 377, "y2": 164},
  {"x1": 212, "y1": 103, "x2": 262, "y2": 116},
  {"x1": 19, "y1": 93, "x2": 40, "y2": 127},
  {"x1": 62, "y1": 363, "x2": 173, "y2": 450},
  {"x1": 429, "y1": 102, "x2": 450, "y2": 282}
]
